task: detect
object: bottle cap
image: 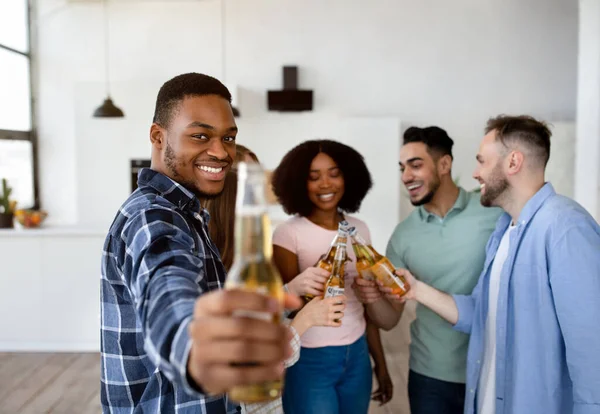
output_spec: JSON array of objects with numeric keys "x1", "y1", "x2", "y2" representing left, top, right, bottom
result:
[{"x1": 338, "y1": 220, "x2": 350, "y2": 232}]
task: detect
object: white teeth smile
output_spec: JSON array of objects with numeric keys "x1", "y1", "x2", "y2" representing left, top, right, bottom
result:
[
  {"x1": 318, "y1": 193, "x2": 335, "y2": 201},
  {"x1": 198, "y1": 165, "x2": 223, "y2": 173},
  {"x1": 407, "y1": 184, "x2": 421, "y2": 190},
  {"x1": 480, "y1": 183, "x2": 485, "y2": 190}
]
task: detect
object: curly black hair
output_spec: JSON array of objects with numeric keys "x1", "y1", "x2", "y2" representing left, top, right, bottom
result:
[
  {"x1": 271, "y1": 139, "x2": 373, "y2": 216},
  {"x1": 152, "y1": 72, "x2": 232, "y2": 129}
]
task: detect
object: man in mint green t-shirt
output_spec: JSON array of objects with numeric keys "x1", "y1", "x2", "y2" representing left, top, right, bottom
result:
[{"x1": 354, "y1": 126, "x2": 501, "y2": 414}]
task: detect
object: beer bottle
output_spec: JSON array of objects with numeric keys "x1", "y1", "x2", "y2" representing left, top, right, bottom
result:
[
  {"x1": 323, "y1": 224, "x2": 349, "y2": 299},
  {"x1": 304, "y1": 220, "x2": 350, "y2": 301},
  {"x1": 224, "y1": 161, "x2": 285, "y2": 403},
  {"x1": 322, "y1": 224, "x2": 348, "y2": 323},
  {"x1": 348, "y1": 227, "x2": 411, "y2": 297},
  {"x1": 347, "y1": 226, "x2": 376, "y2": 281}
]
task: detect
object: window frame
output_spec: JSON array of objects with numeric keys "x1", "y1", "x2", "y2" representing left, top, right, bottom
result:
[{"x1": 0, "y1": 0, "x2": 39, "y2": 210}]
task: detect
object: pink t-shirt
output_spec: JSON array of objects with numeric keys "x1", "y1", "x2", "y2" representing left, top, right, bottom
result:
[{"x1": 272, "y1": 215, "x2": 371, "y2": 348}]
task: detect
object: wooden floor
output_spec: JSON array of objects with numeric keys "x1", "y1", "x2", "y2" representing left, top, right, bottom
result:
[
  {"x1": 0, "y1": 305, "x2": 415, "y2": 414},
  {"x1": 0, "y1": 352, "x2": 101, "y2": 414}
]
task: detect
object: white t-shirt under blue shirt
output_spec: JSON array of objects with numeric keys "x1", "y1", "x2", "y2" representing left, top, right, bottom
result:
[{"x1": 477, "y1": 224, "x2": 516, "y2": 414}]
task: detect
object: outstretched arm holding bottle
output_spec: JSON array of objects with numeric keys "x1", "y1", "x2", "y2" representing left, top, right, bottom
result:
[
  {"x1": 379, "y1": 270, "x2": 459, "y2": 326},
  {"x1": 354, "y1": 267, "x2": 471, "y2": 330},
  {"x1": 375, "y1": 267, "x2": 486, "y2": 335}
]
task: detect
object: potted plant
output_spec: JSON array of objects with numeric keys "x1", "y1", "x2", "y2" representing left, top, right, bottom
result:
[{"x1": 0, "y1": 178, "x2": 16, "y2": 229}]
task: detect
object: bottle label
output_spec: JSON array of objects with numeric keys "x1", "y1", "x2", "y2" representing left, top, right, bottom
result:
[
  {"x1": 370, "y1": 259, "x2": 408, "y2": 290},
  {"x1": 370, "y1": 258, "x2": 395, "y2": 278},
  {"x1": 358, "y1": 269, "x2": 375, "y2": 281},
  {"x1": 324, "y1": 286, "x2": 344, "y2": 298}
]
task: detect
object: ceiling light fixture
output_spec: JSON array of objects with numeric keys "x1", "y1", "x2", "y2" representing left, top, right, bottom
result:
[{"x1": 93, "y1": 0, "x2": 124, "y2": 118}]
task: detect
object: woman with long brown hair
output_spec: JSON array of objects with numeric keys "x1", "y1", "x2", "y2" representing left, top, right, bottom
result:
[{"x1": 206, "y1": 144, "x2": 258, "y2": 271}]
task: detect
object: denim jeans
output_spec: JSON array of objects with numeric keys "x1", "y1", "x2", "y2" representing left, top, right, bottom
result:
[
  {"x1": 408, "y1": 369, "x2": 466, "y2": 414},
  {"x1": 282, "y1": 334, "x2": 372, "y2": 414}
]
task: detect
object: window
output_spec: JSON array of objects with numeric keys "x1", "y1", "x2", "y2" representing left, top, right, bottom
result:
[{"x1": 0, "y1": 0, "x2": 37, "y2": 210}]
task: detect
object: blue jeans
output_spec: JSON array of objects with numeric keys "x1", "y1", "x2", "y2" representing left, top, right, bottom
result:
[
  {"x1": 408, "y1": 370, "x2": 466, "y2": 414},
  {"x1": 282, "y1": 334, "x2": 372, "y2": 414}
]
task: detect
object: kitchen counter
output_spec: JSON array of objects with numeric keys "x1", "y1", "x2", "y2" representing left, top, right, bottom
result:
[
  {"x1": 0, "y1": 229, "x2": 104, "y2": 352},
  {"x1": 0, "y1": 226, "x2": 107, "y2": 237}
]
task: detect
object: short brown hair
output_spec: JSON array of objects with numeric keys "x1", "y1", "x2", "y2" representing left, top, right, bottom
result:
[{"x1": 485, "y1": 115, "x2": 552, "y2": 168}]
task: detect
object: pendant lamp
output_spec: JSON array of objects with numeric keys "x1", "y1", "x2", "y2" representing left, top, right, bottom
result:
[{"x1": 93, "y1": 0, "x2": 124, "y2": 118}]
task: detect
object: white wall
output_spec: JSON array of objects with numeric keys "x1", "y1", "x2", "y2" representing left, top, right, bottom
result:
[
  {"x1": 546, "y1": 122, "x2": 577, "y2": 199},
  {"x1": 35, "y1": 0, "x2": 579, "y2": 230},
  {"x1": 73, "y1": 80, "x2": 403, "y2": 249},
  {"x1": 11, "y1": 0, "x2": 583, "y2": 353},
  {"x1": 575, "y1": 0, "x2": 600, "y2": 221}
]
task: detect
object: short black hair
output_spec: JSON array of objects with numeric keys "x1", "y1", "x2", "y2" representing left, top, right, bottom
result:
[
  {"x1": 152, "y1": 72, "x2": 232, "y2": 128},
  {"x1": 271, "y1": 139, "x2": 373, "y2": 217},
  {"x1": 403, "y1": 126, "x2": 454, "y2": 159},
  {"x1": 485, "y1": 115, "x2": 552, "y2": 167}
]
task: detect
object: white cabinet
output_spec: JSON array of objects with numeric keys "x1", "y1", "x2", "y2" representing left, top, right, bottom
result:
[{"x1": 0, "y1": 229, "x2": 105, "y2": 351}]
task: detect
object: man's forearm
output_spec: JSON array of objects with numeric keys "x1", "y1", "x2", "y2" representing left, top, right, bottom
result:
[
  {"x1": 413, "y1": 280, "x2": 458, "y2": 325},
  {"x1": 366, "y1": 298, "x2": 402, "y2": 331}
]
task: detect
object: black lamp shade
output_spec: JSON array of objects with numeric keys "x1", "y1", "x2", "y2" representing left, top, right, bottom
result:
[{"x1": 93, "y1": 97, "x2": 125, "y2": 118}]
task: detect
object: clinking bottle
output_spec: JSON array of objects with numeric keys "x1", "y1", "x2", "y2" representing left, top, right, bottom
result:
[
  {"x1": 348, "y1": 226, "x2": 410, "y2": 297},
  {"x1": 304, "y1": 220, "x2": 350, "y2": 301}
]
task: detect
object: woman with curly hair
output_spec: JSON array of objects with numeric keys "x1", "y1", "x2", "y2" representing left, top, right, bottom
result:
[{"x1": 271, "y1": 139, "x2": 396, "y2": 414}]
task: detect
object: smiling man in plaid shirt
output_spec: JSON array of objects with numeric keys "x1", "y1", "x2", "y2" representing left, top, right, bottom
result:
[{"x1": 100, "y1": 73, "x2": 300, "y2": 414}]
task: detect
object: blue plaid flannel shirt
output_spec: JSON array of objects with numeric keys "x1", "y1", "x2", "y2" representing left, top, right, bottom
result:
[{"x1": 100, "y1": 168, "x2": 240, "y2": 414}]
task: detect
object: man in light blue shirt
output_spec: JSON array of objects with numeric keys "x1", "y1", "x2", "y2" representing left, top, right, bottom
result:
[{"x1": 383, "y1": 115, "x2": 600, "y2": 414}]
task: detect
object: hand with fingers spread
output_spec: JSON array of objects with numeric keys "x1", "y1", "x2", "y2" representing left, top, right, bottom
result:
[
  {"x1": 186, "y1": 289, "x2": 302, "y2": 396},
  {"x1": 352, "y1": 276, "x2": 383, "y2": 304},
  {"x1": 285, "y1": 266, "x2": 329, "y2": 298}
]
